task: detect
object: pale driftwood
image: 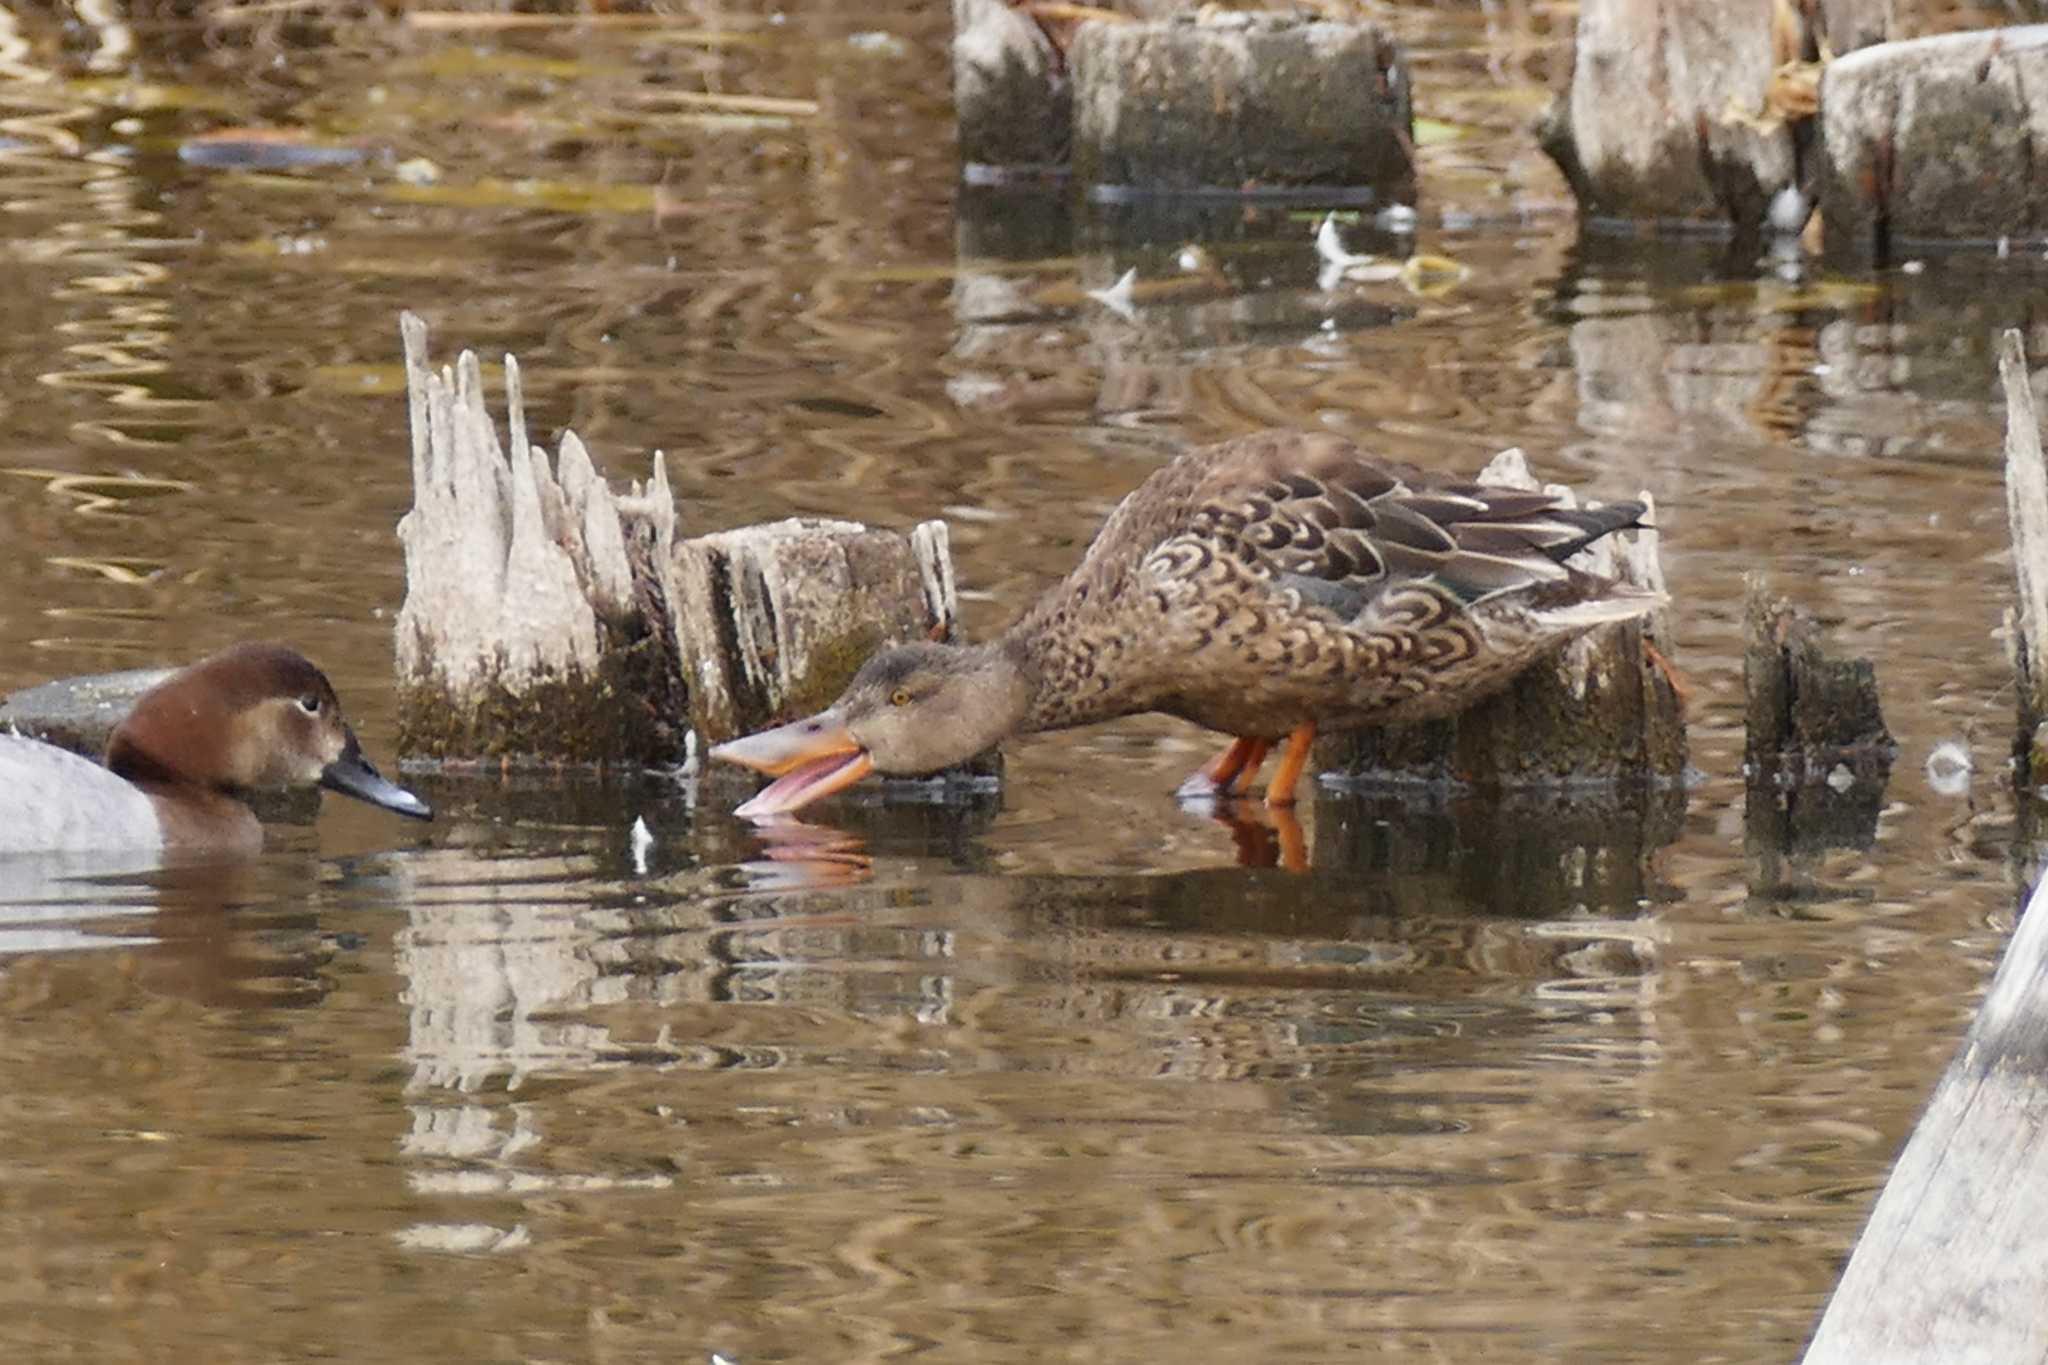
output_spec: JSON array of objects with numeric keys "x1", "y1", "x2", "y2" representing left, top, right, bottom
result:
[
  {"x1": 1801, "y1": 875, "x2": 2048, "y2": 1364},
  {"x1": 1321, "y1": 449, "x2": 1685, "y2": 788},
  {"x1": 952, "y1": 0, "x2": 1070, "y2": 177},
  {"x1": 2001, "y1": 329, "x2": 2048, "y2": 783},
  {"x1": 1818, "y1": 27, "x2": 2048, "y2": 265},
  {"x1": 394, "y1": 314, "x2": 958, "y2": 769},
  {"x1": 1070, "y1": 15, "x2": 1414, "y2": 198}
]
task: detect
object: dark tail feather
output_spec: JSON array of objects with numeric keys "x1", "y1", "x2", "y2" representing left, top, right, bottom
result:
[{"x1": 1539, "y1": 500, "x2": 1649, "y2": 564}]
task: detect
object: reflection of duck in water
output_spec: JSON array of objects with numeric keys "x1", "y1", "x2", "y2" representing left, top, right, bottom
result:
[{"x1": 714, "y1": 431, "x2": 1658, "y2": 818}]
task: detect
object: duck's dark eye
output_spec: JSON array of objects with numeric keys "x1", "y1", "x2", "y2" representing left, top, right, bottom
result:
[
  {"x1": 297, "y1": 694, "x2": 322, "y2": 715},
  {"x1": 889, "y1": 687, "x2": 912, "y2": 707}
]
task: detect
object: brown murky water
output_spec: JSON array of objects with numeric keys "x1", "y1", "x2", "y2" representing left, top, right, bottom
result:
[{"x1": 0, "y1": 4, "x2": 2040, "y2": 1361}]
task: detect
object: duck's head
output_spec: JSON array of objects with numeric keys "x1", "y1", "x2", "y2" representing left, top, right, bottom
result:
[
  {"x1": 106, "y1": 643, "x2": 433, "y2": 821},
  {"x1": 711, "y1": 640, "x2": 1030, "y2": 818}
]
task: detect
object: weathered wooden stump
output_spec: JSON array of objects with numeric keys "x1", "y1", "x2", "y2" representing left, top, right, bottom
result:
[
  {"x1": 1069, "y1": 14, "x2": 1414, "y2": 199},
  {"x1": 952, "y1": 0, "x2": 1072, "y2": 178},
  {"x1": 1319, "y1": 448, "x2": 1685, "y2": 788},
  {"x1": 1539, "y1": 0, "x2": 1898, "y2": 232},
  {"x1": 1538, "y1": 0, "x2": 1804, "y2": 228},
  {"x1": 2000, "y1": 328, "x2": 2048, "y2": 787},
  {"x1": 1800, "y1": 875, "x2": 2048, "y2": 1362},
  {"x1": 1743, "y1": 577, "x2": 1896, "y2": 894},
  {"x1": 1818, "y1": 27, "x2": 2048, "y2": 265},
  {"x1": 394, "y1": 314, "x2": 958, "y2": 771}
]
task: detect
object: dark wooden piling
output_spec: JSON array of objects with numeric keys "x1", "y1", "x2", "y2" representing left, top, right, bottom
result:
[
  {"x1": 393, "y1": 314, "x2": 957, "y2": 771},
  {"x1": 1800, "y1": 875, "x2": 2048, "y2": 1361},
  {"x1": 1319, "y1": 448, "x2": 1686, "y2": 788},
  {"x1": 1742, "y1": 577, "x2": 1896, "y2": 895}
]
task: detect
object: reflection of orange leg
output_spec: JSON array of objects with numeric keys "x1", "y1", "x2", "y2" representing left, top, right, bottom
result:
[
  {"x1": 1176, "y1": 736, "x2": 1270, "y2": 798},
  {"x1": 1263, "y1": 723, "x2": 1318, "y2": 808},
  {"x1": 1267, "y1": 802, "x2": 1307, "y2": 873}
]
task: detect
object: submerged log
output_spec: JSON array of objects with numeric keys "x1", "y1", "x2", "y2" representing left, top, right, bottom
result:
[
  {"x1": 394, "y1": 314, "x2": 957, "y2": 769},
  {"x1": 2001, "y1": 328, "x2": 2048, "y2": 783},
  {"x1": 1818, "y1": 27, "x2": 2048, "y2": 266},
  {"x1": 1319, "y1": 448, "x2": 1685, "y2": 788},
  {"x1": 1069, "y1": 14, "x2": 1414, "y2": 199},
  {"x1": 1801, "y1": 875, "x2": 2048, "y2": 1362}
]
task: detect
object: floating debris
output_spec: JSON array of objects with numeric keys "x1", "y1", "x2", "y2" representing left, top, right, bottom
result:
[
  {"x1": 1925, "y1": 740, "x2": 1973, "y2": 797},
  {"x1": 1085, "y1": 267, "x2": 1138, "y2": 319}
]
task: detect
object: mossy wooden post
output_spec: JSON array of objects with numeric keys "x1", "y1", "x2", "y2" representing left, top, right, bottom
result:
[
  {"x1": 393, "y1": 314, "x2": 958, "y2": 771},
  {"x1": 1319, "y1": 448, "x2": 1685, "y2": 787},
  {"x1": 2001, "y1": 328, "x2": 2048, "y2": 784},
  {"x1": 1800, "y1": 875, "x2": 2048, "y2": 1362},
  {"x1": 1818, "y1": 28, "x2": 2048, "y2": 267},
  {"x1": 1070, "y1": 15, "x2": 1414, "y2": 199}
]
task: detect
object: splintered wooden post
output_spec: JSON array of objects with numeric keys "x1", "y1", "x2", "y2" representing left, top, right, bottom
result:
[
  {"x1": 671, "y1": 518, "x2": 957, "y2": 744},
  {"x1": 2000, "y1": 328, "x2": 2048, "y2": 782},
  {"x1": 1801, "y1": 875, "x2": 2048, "y2": 1363},
  {"x1": 393, "y1": 314, "x2": 959, "y2": 770},
  {"x1": 394, "y1": 312, "x2": 686, "y2": 767},
  {"x1": 1320, "y1": 448, "x2": 1686, "y2": 787}
]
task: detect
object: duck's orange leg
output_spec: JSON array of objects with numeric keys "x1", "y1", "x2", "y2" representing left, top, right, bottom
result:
[
  {"x1": 1263, "y1": 723, "x2": 1318, "y2": 808},
  {"x1": 1176, "y1": 736, "x2": 1272, "y2": 799}
]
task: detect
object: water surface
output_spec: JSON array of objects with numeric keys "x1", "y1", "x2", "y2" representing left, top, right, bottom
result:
[{"x1": 0, "y1": 4, "x2": 2037, "y2": 1361}]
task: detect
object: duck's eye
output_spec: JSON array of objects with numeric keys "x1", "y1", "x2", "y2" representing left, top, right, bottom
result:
[
  {"x1": 297, "y1": 694, "x2": 322, "y2": 715},
  {"x1": 889, "y1": 687, "x2": 913, "y2": 707}
]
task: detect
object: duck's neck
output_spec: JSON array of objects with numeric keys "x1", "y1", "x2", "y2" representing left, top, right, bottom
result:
[{"x1": 997, "y1": 585, "x2": 1154, "y2": 734}]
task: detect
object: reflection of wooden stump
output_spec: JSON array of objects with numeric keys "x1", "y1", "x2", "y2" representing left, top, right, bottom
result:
[
  {"x1": 1320, "y1": 449, "x2": 1685, "y2": 788},
  {"x1": 394, "y1": 314, "x2": 957, "y2": 769}
]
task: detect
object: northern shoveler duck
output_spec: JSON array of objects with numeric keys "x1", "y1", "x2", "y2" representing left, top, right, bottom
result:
[{"x1": 712, "y1": 431, "x2": 1659, "y2": 817}]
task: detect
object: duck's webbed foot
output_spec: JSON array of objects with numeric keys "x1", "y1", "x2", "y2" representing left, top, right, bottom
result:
[{"x1": 1174, "y1": 735, "x2": 1272, "y2": 798}]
